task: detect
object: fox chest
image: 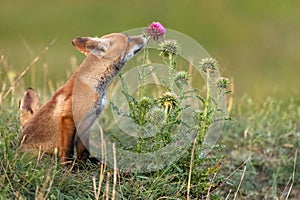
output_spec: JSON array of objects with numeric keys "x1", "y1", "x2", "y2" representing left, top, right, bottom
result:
[{"x1": 94, "y1": 93, "x2": 106, "y2": 116}]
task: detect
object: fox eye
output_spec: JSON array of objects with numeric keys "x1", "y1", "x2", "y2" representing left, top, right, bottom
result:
[{"x1": 127, "y1": 37, "x2": 132, "y2": 43}]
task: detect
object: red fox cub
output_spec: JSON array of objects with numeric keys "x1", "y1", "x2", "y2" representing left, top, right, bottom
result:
[{"x1": 19, "y1": 33, "x2": 146, "y2": 164}]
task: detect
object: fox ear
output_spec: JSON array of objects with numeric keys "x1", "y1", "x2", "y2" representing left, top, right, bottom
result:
[
  {"x1": 72, "y1": 37, "x2": 90, "y2": 55},
  {"x1": 86, "y1": 38, "x2": 110, "y2": 57},
  {"x1": 72, "y1": 37, "x2": 109, "y2": 57},
  {"x1": 19, "y1": 87, "x2": 40, "y2": 128}
]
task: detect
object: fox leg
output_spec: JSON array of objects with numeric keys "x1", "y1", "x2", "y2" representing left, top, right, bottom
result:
[
  {"x1": 74, "y1": 112, "x2": 95, "y2": 162},
  {"x1": 59, "y1": 116, "x2": 76, "y2": 163},
  {"x1": 75, "y1": 131, "x2": 90, "y2": 162}
]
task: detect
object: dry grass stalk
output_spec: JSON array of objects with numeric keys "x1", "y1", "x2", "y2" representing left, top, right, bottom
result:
[{"x1": 0, "y1": 39, "x2": 55, "y2": 105}]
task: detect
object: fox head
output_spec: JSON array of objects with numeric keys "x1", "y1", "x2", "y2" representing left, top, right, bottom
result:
[{"x1": 72, "y1": 33, "x2": 146, "y2": 62}]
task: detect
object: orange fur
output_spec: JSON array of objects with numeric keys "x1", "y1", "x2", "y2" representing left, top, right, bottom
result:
[
  {"x1": 19, "y1": 88, "x2": 40, "y2": 128},
  {"x1": 19, "y1": 33, "x2": 146, "y2": 164}
]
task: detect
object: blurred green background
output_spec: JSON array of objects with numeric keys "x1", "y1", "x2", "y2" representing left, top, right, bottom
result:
[{"x1": 1, "y1": 0, "x2": 299, "y2": 100}]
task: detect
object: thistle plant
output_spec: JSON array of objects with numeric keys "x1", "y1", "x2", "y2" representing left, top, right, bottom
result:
[
  {"x1": 184, "y1": 57, "x2": 231, "y2": 197},
  {"x1": 144, "y1": 21, "x2": 166, "y2": 41},
  {"x1": 159, "y1": 39, "x2": 181, "y2": 91},
  {"x1": 199, "y1": 57, "x2": 218, "y2": 73},
  {"x1": 174, "y1": 71, "x2": 189, "y2": 94},
  {"x1": 139, "y1": 22, "x2": 167, "y2": 98},
  {"x1": 197, "y1": 58, "x2": 219, "y2": 145},
  {"x1": 216, "y1": 76, "x2": 231, "y2": 90},
  {"x1": 112, "y1": 23, "x2": 231, "y2": 186},
  {"x1": 186, "y1": 58, "x2": 232, "y2": 161}
]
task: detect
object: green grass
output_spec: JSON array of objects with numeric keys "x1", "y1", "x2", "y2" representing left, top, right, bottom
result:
[
  {"x1": 1, "y1": 48, "x2": 300, "y2": 199},
  {"x1": 220, "y1": 97, "x2": 300, "y2": 199},
  {"x1": 1, "y1": 94, "x2": 299, "y2": 199}
]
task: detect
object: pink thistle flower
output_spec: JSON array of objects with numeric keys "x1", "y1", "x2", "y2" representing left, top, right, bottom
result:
[{"x1": 144, "y1": 22, "x2": 166, "y2": 41}]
